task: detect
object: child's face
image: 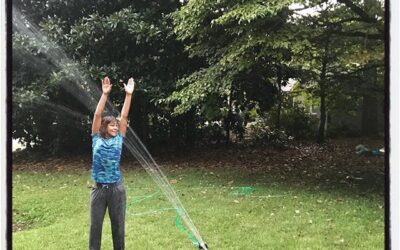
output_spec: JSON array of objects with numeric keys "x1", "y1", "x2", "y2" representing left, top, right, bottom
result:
[{"x1": 106, "y1": 122, "x2": 119, "y2": 137}]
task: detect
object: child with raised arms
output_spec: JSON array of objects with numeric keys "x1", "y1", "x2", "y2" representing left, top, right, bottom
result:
[{"x1": 89, "y1": 76, "x2": 135, "y2": 250}]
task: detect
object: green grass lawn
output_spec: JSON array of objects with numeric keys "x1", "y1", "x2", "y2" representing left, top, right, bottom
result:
[{"x1": 12, "y1": 165, "x2": 384, "y2": 250}]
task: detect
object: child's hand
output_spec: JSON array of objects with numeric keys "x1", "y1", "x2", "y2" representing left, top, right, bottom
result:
[
  {"x1": 102, "y1": 77, "x2": 112, "y2": 95},
  {"x1": 124, "y1": 78, "x2": 135, "y2": 95}
]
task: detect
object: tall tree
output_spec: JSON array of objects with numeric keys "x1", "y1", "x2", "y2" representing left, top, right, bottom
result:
[
  {"x1": 291, "y1": 0, "x2": 384, "y2": 142},
  {"x1": 170, "y1": 0, "x2": 310, "y2": 142}
]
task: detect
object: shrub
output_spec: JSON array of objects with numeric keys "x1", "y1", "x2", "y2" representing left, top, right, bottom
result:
[{"x1": 246, "y1": 118, "x2": 293, "y2": 150}]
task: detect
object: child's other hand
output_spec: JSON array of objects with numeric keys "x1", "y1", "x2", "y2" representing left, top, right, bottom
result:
[
  {"x1": 124, "y1": 78, "x2": 135, "y2": 95},
  {"x1": 102, "y1": 77, "x2": 112, "y2": 95}
]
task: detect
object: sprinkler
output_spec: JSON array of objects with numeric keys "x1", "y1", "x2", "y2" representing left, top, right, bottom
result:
[{"x1": 198, "y1": 242, "x2": 208, "y2": 250}]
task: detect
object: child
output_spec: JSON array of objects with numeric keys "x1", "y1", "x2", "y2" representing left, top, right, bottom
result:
[{"x1": 89, "y1": 76, "x2": 135, "y2": 250}]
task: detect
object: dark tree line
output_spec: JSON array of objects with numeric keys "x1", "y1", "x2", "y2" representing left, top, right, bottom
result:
[{"x1": 12, "y1": 0, "x2": 385, "y2": 155}]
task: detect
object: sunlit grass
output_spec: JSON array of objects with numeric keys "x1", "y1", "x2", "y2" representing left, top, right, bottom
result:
[{"x1": 13, "y1": 167, "x2": 384, "y2": 249}]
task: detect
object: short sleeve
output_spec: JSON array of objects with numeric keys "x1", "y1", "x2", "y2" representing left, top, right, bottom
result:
[{"x1": 91, "y1": 132, "x2": 100, "y2": 147}]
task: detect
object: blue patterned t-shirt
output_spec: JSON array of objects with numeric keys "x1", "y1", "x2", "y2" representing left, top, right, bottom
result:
[{"x1": 91, "y1": 132, "x2": 124, "y2": 183}]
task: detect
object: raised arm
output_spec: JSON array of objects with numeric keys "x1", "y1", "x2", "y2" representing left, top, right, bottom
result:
[
  {"x1": 119, "y1": 78, "x2": 135, "y2": 136},
  {"x1": 92, "y1": 76, "x2": 112, "y2": 134}
]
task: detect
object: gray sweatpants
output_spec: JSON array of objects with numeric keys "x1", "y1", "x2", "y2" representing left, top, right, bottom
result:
[{"x1": 89, "y1": 181, "x2": 126, "y2": 250}]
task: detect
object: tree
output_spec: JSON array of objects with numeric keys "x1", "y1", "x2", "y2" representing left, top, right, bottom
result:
[
  {"x1": 13, "y1": 1, "x2": 199, "y2": 154},
  {"x1": 169, "y1": 0, "x2": 311, "y2": 143},
  {"x1": 290, "y1": 0, "x2": 384, "y2": 142}
]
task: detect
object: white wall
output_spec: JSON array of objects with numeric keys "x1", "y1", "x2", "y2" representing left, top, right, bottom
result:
[
  {"x1": 0, "y1": 0, "x2": 7, "y2": 248},
  {"x1": 391, "y1": 1, "x2": 400, "y2": 249}
]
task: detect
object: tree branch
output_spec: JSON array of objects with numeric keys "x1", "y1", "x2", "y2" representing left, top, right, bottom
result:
[
  {"x1": 332, "y1": 30, "x2": 383, "y2": 40},
  {"x1": 337, "y1": 0, "x2": 377, "y2": 23}
]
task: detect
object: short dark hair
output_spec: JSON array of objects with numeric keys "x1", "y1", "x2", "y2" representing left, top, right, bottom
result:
[{"x1": 99, "y1": 116, "x2": 119, "y2": 138}]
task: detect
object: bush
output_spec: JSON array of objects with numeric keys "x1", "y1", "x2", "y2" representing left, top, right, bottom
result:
[
  {"x1": 264, "y1": 99, "x2": 318, "y2": 140},
  {"x1": 279, "y1": 105, "x2": 318, "y2": 139},
  {"x1": 197, "y1": 121, "x2": 226, "y2": 144},
  {"x1": 246, "y1": 118, "x2": 293, "y2": 150}
]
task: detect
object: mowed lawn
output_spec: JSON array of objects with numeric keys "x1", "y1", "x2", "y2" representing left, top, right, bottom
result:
[{"x1": 12, "y1": 162, "x2": 384, "y2": 250}]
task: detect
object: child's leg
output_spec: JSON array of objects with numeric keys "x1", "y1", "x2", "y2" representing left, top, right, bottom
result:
[
  {"x1": 108, "y1": 182, "x2": 126, "y2": 250},
  {"x1": 89, "y1": 187, "x2": 107, "y2": 250}
]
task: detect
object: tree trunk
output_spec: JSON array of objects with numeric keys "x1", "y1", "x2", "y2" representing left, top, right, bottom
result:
[
  {"x1": 225, "y1": 88, "x2": 233, "y2": 144},
  {"x1": 185, "y1": 109, "x2": 196, "y2": 147},
  {"x1": 317, "y1": 42, "x2": 329, "y2": 143},
  {"x1": 317, "y1": 82, "x2": 327, "y2": 143},
  {"x1": 169, "y1": 115, "x2": 178, "y2": 149},
  {"x1": 225, "y1": 113, "x2": 231, "y2": 144},
  {"x1": 276, "y1": 66, "x2": 283, "y2": 129}
]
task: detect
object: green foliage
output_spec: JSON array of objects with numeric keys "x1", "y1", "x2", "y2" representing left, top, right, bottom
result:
[
  {"x1": 167, "y1": 64, "x2": 233, "y2": 117},
  {"x1": 13, "y1": 1, "x2": 198, "y2": 154},
  {"x1": 212, "y1": 1, "x2": 294, "y2": 25},
  {"x1": 12, "y1": 30, "x2": 95, "y2": 154},
  {"x1": 12, "y1": 0, "x2": 385, "y2": 153},
  {"x1": 274, "y1": 104, "x2": 318, "y2": 140},
  {"x1": 246, "y1": 118, "x2": 293, "y2": 150},
  {"x1": 288, "y1": 0, "x2": 384, "y2": 141},
  {"x1": 169, "y1": 0, "x2": 306, "y2": 141}
]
